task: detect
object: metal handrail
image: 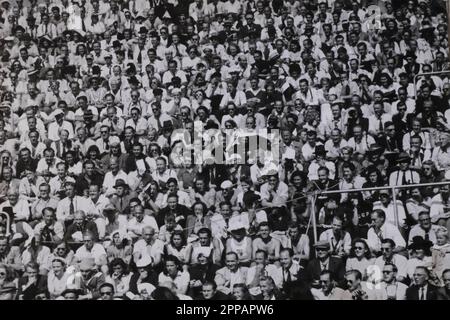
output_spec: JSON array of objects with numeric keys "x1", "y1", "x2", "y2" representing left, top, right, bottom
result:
[{"x1": 414, "y1": 71, "x2": 450, "y2": 100}]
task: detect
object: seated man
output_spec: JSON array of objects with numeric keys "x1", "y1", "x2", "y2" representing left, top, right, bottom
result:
[
  {"x1": 132, "y1": 226, "x2": 164, "y2": 269},
  {"x1": 76, "y1": 257, "x2": 107, "y2": 300},
  {"x1": 344, "y1": 269, "x2": 387, "y2": 300},
  {"x1": 310, "y1": 270, "x2": 352, "y2": 300},
  {"x1": 127, "y1": 204, "x2": 159, "y2": 241},
  {"x1": 305, "y1": 241, "x2": 345, "y2": 287},
  {"x1": 33, "y1": 207, "x2": 64, "y2": 243},
  {"x1": 272, "y1": 248, "x2": 304, "y2": 289},
  {"x1": 406, "y1": 266, "x2": 442, "y2": 300},
  {"x1": 65, "y1": 211, "x2": 99, "y2": 242},
  {"x1": 260, "y1": 174, "x2": 288, "y2": 209},
  {"x1": 214, "y1": 252, "x2": 248, "y2": 295},
  {"x1": 190, "y1": 228, "x2": 223, "y2": 266},
  {"x1": 367, "y1": 209, "x2": 406, "y2": 255},
  {"x1": 252, "y1": 222, "x2": 281, "y2": 264},
  {"x1": 408, "y1": 211, "x2": 441, "y2": 245},
  {"x1": 319, "y1": 216, "x2": 351, "y2": 259},
  {"x1": 374, "y1": 239, "x2": 408, "y2": 283},
  {"x1": 74, "y1": 232, "x2": 107, "y2": 269}
]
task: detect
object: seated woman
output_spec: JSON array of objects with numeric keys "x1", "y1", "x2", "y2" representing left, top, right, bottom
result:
[
  {"x1": 47, "y1": 257, "x2": 70, "y2": 299},
  {"x1": 345, "y1": 239, "x2": 375, "y2": 281},
  {"x1": 105, "y1": 258, "x2": 133, "y2": 299},
  {"x1": 164, "y1": 231, "x2": 192, "y2": 271},
  {"x1": 158, "y1": 255, "x2": 190, "y2": 295},
  {"x1": 45, "y1": 240, "x2": 76, "y2": 269}
]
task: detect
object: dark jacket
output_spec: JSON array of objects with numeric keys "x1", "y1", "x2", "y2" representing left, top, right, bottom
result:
[
  {"x1": 16, "y1": 275, "x2": 48, "y2": 300},
  {"x1": 15, "y1": 158, "x2": 38, "y2": 179},
  {"x1": 157, "y1": 204, "x2": 192, "y2": 228},
  {"x1": 75, "y1": 173, "x2": 104, "y2": 196},
  {"x1": 406, "y1": 284, "x2": 442, "y2": 300},
  {"x1": 64, "y1": 221, "x2": 99, "y2": 242},
  {"x1": 305, "y1": 257, "x2": 345, "y2": 285},
  {"x1": 128, "y1": 270, "x2": 158, "y2": 295},
  {"x1": 188, "y1": 263, "x2": 220, "y2": 299}
]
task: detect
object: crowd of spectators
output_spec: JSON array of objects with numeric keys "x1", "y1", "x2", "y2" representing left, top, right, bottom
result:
[{"x1": 0, "y1": 0, "x2": 450, "y2": 300}]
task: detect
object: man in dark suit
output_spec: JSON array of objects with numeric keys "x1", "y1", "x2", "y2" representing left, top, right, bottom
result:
[
  {"x1": 188, "y1": 253, "x2": 219, "y2": 299},
  {"x1": 379, "y1": 121, "x2": 403, "y2": 152},
  {"x1": 305, "y1": 241, "x2": 345, "y2": 288},
  {"x1": 156, "y1": 193, "x2": 191, "y2": 228},
  {"x1": 437, "y1": 269, "x2": 450, "y2": 300},
  {"x1": 64, "y1": 210, "x2": 99, "y2": 242},
  {"x1": 406, "y1": 266, "x2": 441, "y2": 300}
]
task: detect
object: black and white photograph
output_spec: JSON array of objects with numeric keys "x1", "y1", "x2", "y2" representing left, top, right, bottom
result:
[{"x1": 0, "y1": 0, "x2": 450, "y2": 303}]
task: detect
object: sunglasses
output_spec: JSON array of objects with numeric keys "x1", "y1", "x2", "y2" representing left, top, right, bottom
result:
[
  {"x1": 316, "y1": 248, "x2": 328, "y2": 252},
  {"x1": 100, "y1": 291, "x2": 113, "y2": 296},
  {"x1": 381, "y1": 248, "x2": 391, "y2": 252},
  {"x1": 354, "y1": 246, "x2": 364, "y2": 250}
]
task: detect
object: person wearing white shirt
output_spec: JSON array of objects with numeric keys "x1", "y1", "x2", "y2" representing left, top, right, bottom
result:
[
  {"x1": 319, "y1": 216, "x2": 352, "y2": 257},
  {"x1": 347, "y1": 126, "x2": 376, "y2": 156},
  {"x1": 301, "y1": 131, "x2": 323, "y2": 162},
  {"x1": 368, "y1": 102, "x2": 392, "y2": 136},
  {"x1": 372, "y1": 191, "x2": 407, "y2": 228},
  {"x1": 162, "y1": 60, "x2": 188, "y2": 86},
  {"x1": 245, "y1": 250, "x2": 279, "y2": 294},
  {"x1": 379, "y1": 263, "x2": 408, "y2": 300},
  {"x1": 55, "y1": 182, "x2": 96, "y2": 224},
  {"x1": 0, "y1": 189, "x2": 30, "y2": 222},
  {"x1": 74, "y1": 233, "x2": 108, "y2": 267},
  {"x1": 308, "y1": 145, "x2": 336, "y2": 181},
  {"x1": 374, "y1": 239, "x2": 408, "y2": 282},
  {"x1": 102, "y1": 158, "x2": 129, "y2": 196},
  {"x1": 127, "y1": 205, "x2": 159, "y2": 241},
  {"x1": 133, "y1": 226, "x2": 165, "y2": 267},
  {"x1": 260, "y1": 175, "x2": 288, "y2": 208},
  {"x1": 367, "y1": 209, "x2": 406, "y2": 255},
  {"x1": 158, "y1": 256, "x2": 191, "y2": 295}
]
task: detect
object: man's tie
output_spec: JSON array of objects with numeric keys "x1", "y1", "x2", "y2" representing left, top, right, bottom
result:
[
  {"x1": 104, "y1": 140, "x2": 109, "y2": 151},
  {"x1": 378, "y1": 117, "x2": 383, "y2": 132},
  {"x1": 82, "y1": 19, "x2": 86, "y2": 32},
  {"x1": 420, "y1": 287, "x2": 425, "y2": 300},
  {"x1": 138, "y1": 50, "x2": 142, "y2": 64},
  {"x1": 402, "y1": 171, "x2": 408, "y2": 185},
  {"x1": 424, "y1": 232, "x2": 430, "y2": 241},
  {"x1": 69, "y1": 198, "x2": 74, "y2": 216},
  {"x1": 284, "y1": 269, "x2": 291, "y2": 284},
  {"x1": 214, "y1": 3, "x2": 218, "y2": 14}
]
